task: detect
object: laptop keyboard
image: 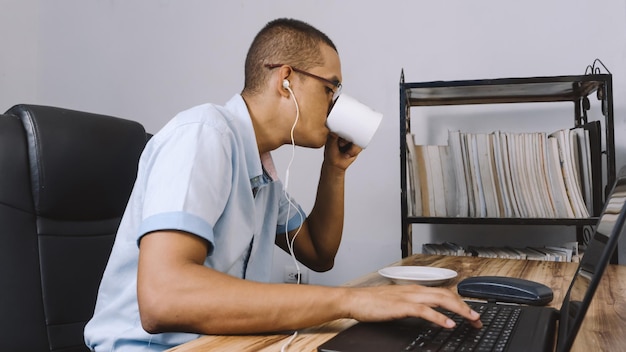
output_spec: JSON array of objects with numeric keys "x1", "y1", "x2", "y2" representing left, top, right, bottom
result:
[{"x1": 404, "y1": 302, "x2": 522, "y2": 352}]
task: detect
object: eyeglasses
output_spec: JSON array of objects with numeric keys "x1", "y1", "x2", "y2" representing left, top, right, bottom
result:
[{"x1": 265, "y1": 64, "x2": 343, "y2": 111}]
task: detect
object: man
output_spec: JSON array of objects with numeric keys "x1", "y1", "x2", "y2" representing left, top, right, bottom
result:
[{"x1": 85, "y1": 18, "x2": 481, "y2": 351}]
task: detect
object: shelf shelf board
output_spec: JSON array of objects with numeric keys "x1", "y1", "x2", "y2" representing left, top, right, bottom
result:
[
  {"x1": 407, "y1": 217, "x2": 599, "y2": 226},
  {"x1": 404, "y1": 74, "x2": 610, "y2": 106}
]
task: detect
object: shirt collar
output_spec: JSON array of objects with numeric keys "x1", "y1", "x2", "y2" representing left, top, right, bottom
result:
[{"x1": 224, "y1": 94, "x2": 276, "y2": 189}]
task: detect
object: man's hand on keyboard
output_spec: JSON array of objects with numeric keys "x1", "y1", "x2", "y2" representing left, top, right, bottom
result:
[{"x1": 343, "y1": 285, "x2": 483, "y2": 329}]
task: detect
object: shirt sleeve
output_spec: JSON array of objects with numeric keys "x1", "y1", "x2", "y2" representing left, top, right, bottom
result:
[
  {"x1": 138, "y1": 118, "x2": 233, "y2": 252},
  {"x1": 275, "y1": 186, "x2": 306, "y2": 234}
]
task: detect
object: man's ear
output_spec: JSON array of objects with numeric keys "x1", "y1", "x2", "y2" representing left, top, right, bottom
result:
[{"x1": 275, "y1": 65, "x2": 293, "y2": 98}]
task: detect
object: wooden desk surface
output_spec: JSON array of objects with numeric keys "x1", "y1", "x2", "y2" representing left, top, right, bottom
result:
[{"x1": 167, "y1": 254, "x2": 626, "y2": 352}]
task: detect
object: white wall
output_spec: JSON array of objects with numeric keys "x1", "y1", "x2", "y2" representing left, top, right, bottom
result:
[
  {"x1": 2, "y1": 0, "x2": 625, "y2": 285},
  {"x1": 0, "y1": 0, "x2": 39, "y2": 107}
]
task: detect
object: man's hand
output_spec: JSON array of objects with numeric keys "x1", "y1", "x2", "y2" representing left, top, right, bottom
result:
[
  {"x1": 345, "y1": 285, "x2": 483, "y2": 329},
  {"x1": 324, "y1": 133, "x2": 362, "y2": 171}
]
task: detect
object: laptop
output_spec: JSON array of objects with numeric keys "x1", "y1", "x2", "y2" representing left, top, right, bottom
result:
[{"x1": 318, "y1": 166, "x2": 626, "y2": 352}]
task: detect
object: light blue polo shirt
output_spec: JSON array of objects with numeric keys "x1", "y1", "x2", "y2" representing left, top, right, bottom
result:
[{"x1": 84, "y1": 94, "x2": 305, "y2": 351}]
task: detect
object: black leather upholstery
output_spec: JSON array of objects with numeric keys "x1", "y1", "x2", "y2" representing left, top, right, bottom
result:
[{"x1": 0, "y1": 105, "x2": 148, "y2": 351}]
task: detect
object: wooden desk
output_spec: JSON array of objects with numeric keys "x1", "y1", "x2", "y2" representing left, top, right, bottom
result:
[{"x1": 167, "y1": 254, "x2": 626, "y2": 352}]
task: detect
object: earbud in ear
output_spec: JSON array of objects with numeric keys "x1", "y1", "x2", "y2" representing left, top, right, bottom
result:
[{"x1": 283, "y1": 79, "x2": 290, "y2": 89}]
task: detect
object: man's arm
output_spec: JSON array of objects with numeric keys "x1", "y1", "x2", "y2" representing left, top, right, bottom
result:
[
  {"x1": 137, "y1": 230, "x2": 481, "y2": 335},
  {"x1": 137, "y1": 230, "x2": 346, "y2": 334},
  {"x1": 275, "y1": 134, "x2": 360, "y2": 271}
]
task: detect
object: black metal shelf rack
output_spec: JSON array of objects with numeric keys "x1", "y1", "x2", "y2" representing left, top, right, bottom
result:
[{"x1": 399, "y1": 71, "x2": 615, "y2": 258}]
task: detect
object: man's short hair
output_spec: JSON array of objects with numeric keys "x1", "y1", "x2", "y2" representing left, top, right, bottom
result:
[{"x1": 243, "y1": 18, "x2": 337, "y2": 95}]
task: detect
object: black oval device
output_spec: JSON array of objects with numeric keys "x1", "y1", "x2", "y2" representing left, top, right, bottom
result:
[{"x1": 457, "y1": 276, "x2": 554, "y2": 306}]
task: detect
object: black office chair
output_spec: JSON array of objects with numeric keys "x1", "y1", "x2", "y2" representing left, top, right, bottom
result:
[{"x1": 0, "y1": 105, "x2": 149, "y2": 351}]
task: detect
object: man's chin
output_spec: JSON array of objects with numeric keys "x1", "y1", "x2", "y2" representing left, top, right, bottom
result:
[
  {"x1": 295, "y1": 129, "x2": 330, "y2": 149},
  {"x1": 307, "y1": 132, "x2": 330, "y2": 149},
  {"x1": 301, "y1": 140, "x2": 326, "y2": 149}
]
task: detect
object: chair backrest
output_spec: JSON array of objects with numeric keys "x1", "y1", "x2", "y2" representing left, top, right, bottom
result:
[{"x1": 0, "y1": 104, "x2": 148, "y2": 352}]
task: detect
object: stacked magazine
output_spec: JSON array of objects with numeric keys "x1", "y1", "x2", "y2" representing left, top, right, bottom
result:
[{"x1": 422, "y1": 241, "x2": 581, "y2": 262}]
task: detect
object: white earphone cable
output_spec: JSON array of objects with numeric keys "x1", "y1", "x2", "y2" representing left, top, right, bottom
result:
[
  {"x1": 280, "y1": 84, "x2": 305, "y2": 352},
  {"x1": 283, "y1": 84, "x2": 305, "y2": 279}
]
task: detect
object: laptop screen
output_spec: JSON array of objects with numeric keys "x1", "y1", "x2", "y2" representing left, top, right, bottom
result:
[{"x1": 557, "y1": 169, "x2": 626, "y2": 351}]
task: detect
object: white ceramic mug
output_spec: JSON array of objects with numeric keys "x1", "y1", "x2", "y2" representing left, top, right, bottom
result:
[{"x1": 326, "y1": 94, "x2": 383, "y2": 149}]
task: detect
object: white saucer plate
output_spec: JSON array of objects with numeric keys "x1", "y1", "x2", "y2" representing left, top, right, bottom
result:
[{"x1": 378, "y1": 266, "x2": 458, "y2": 286}]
